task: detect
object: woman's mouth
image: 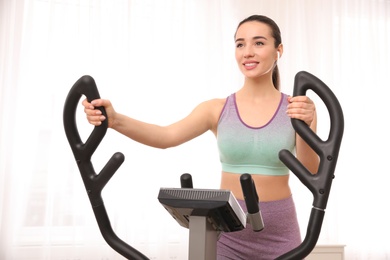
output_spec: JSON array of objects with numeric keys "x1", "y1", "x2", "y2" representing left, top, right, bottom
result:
[{"x1": 243, "y1": 62, "x2": 259, "y2": 69}]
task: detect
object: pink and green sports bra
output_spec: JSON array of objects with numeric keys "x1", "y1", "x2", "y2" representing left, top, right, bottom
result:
[{"x1": 217, "y1": 93, "x2": 295, "y2": 176}]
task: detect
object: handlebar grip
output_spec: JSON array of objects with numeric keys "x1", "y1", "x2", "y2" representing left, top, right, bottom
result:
[
  {"x1": 240, "y1": 174, "x2": 264, "y2": 232},
  {"x1": 180, "y1": 173, "x2": 193, "y2": 188},
  {"x1": 240, "y1": 174, "x2": 259, "y2": 214},
  {"x1": 291, "y1": 71, "x2": 344, "y2": 153},
  {"x1": 63, "y1": 75, "x2": 107, "y2": 158}
]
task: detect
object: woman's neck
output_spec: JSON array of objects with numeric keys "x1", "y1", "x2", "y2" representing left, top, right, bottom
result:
[{"x1": 239, "y1": 75, "x2": 279, "y2": 98}]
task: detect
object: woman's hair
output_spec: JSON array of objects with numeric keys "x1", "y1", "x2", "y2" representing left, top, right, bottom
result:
[{"x1": 235, "y1": 15, "x2": 282, "y2": 90}]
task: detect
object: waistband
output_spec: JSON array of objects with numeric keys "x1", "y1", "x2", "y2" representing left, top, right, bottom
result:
[{"x1": 237, "y1": 195, "x2": 295, "y2": 213}]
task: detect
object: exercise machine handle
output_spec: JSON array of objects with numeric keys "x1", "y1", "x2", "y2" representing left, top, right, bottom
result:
[
  {"x1": 63, "y1": 75, "x2": 149, "y2": 260},
  {"x1": 63, "y1": 75, "x2": 107, "y2": 158},
  {"x1": 276, "y1": 71, "x2": 344, "y2": 260},
  {"x1": 240, "y1": 174, "x2": 264, "y2": 232},
  {"x1": 180, "y1": 173, "x2": 194, "y2": 188}
]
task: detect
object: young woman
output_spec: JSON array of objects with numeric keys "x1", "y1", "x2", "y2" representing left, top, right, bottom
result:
[{"x1": 83, "y1": 15, "x2": 319, "y2": 260}]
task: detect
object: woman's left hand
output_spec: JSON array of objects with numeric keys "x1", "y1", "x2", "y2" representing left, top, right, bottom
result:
[{"x1": 286, "y1": 96, "x2": 316, "y2": 126}]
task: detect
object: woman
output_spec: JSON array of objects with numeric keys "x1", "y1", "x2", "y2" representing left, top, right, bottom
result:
[{"x1": 83, "y1": 15, "x2": 319, "y2": 260}]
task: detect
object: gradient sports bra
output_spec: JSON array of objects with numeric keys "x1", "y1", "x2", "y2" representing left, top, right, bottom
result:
[{"x1": 217, "y1": 93, "x2": 295, "y2": 176}]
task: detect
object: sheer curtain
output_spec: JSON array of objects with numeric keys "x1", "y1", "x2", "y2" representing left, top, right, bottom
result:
[{"x1": 1, "y1": 0, "x2": 389, "y2": 259}]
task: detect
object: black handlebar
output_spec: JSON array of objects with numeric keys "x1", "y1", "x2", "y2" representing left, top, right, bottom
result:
[
  {"x1": 64, "y1": 75, "x2": 107, "y2": 157},
  {"x1": 240, "y1": 174, "x2": 264, "y2": 232},
  {"x1": 280, "y1": 71, "x2": 344, "y2": 210},
  {"x1": 180, "y1": 173, "x2": 194, "y2": 189},
  {"x1": 63, "y1": 75, "x2": 149, "y2": 260},
  {"x1": 276, "y1": 71, "x2": 344, "y2": 260},
  {"x1": 240, "y1": 174, "x2": 259, "y2": 214}
]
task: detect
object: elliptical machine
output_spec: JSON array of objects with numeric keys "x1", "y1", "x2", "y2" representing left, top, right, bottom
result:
[{"x1": 63, "y1": 71, "x2": 344, "y2": 259}]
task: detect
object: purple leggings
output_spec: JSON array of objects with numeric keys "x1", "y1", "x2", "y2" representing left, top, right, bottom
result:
[{"x1": 217, "y1": 196, "x2": 301, "y2": 260}]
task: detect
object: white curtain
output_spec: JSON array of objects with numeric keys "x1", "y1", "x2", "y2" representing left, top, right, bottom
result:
[{"x1": 1, "y1": 0, "x2": 389, "y2": 259}]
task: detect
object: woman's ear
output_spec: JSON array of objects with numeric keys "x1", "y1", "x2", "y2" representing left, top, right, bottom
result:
[{"x1": 277, "y1": 44, "x2": 283, "y2": 60}]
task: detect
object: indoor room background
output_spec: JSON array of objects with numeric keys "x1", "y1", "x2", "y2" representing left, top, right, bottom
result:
[{"x1": 1, "y1": 0, "x2": 389, "y2": 259}]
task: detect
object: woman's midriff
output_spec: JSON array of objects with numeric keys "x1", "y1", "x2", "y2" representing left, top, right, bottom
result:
[{"x1": 220, "y1": 171, "x2": 292, "y2": 201}]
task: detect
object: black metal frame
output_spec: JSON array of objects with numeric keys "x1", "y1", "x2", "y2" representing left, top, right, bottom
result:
[
  {"x1": 276, "y1": 71, "x2": 344, "y2": 259},
  {"x1": 63, "y1": 76, "x2": 148, "y2": 259},
  {"x1": 63, "y1": 71, "x2": 344, "y2": 260}
]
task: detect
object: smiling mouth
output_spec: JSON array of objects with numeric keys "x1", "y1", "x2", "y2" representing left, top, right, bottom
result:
[{"x1": 244, "y1": 62, "x2": 258, "y2": 68}]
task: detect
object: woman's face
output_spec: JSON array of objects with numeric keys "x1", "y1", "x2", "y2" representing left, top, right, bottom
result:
[{"x1": 235, "y1": 21, "x2": 279, "y2": 79}]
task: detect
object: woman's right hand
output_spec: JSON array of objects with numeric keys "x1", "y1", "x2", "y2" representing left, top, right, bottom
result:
[{"x1": 82, "y1": 98, "x2": 116, "y2": 128}]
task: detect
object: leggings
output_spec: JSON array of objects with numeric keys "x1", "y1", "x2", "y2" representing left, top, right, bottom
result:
[{"x1": 217, "y1": 196, "x2": 301, "y2": 260}]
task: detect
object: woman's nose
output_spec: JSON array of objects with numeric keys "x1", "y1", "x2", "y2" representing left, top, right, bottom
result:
[{"x1": 243, "y1": 46, "x2": 255, "y2": 58}]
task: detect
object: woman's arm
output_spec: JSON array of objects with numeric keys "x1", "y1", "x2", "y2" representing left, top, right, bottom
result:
[{"x1": 83, "y1": 98, "x2": 221, "y2": 149}]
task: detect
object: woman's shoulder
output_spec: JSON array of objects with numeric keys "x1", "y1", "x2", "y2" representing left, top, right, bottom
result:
[
  {"x1": 200, "y1": 97, "x2": 229, "y2": 113},
  {"x1": 197, "y1": 95, "x2": 228, "y2": 107},
  {"x1": 193, "y1": 97, "x2": 228, "y2": 127}
]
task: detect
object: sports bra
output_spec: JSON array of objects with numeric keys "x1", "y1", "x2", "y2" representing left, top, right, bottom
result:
[{"x1": 217, "y1": 93, "x2": 295, "y2": 176}]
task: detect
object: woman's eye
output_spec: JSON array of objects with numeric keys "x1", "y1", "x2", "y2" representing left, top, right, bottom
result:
[
  {"x1": 255, "y1": 41, "x2": 264, "y2": 46},
  {"x1": 236, "y1": 43, "x2": 243, "y2": 48}
]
